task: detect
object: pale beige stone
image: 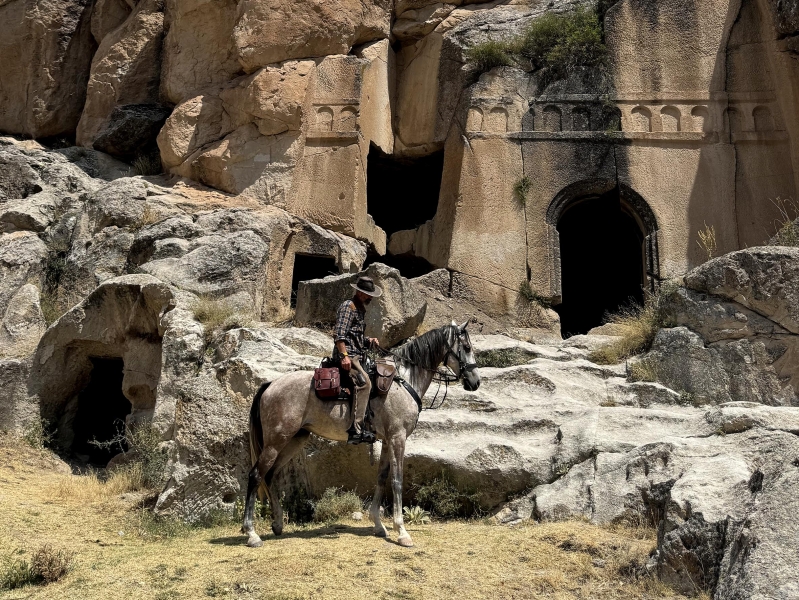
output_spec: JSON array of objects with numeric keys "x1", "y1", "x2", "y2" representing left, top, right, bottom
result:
[
  {"x1": 232, "y1": 0, "x2": 391, "y2": 73},
  {"x1": 160, "y1": 0, "x2": 240, "y2": 105},
  {"x1": 76, "y1": 0, "x2": 164, "y2": 147},
  {"x1": 0, "y1": 0, "x2": 96, "y2": 138}
]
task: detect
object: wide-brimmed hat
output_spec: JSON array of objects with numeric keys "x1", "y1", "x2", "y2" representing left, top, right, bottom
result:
[{"x1": 350, "y1": 275, "x2": 383, "y2": 297}]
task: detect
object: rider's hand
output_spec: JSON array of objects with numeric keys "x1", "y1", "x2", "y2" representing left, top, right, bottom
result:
[
  {"x1": 341, "y1": 356, "x2": 352, "y2": 371},
  {"x1": 369, "y1": 337, "x2": 380, "y2": 348}
]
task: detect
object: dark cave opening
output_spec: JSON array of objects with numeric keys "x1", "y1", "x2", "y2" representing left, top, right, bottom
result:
[
  {"x1": 366, "y1": 144, "x2": 444, "y2": 237},
  {"x1": 291, "y1": 253, "x2": 338, "y2": 307},
  {"x1": 554, "y1": 188, "x2": 645, "y2": 337},
  {"x1": 70, "y1": 357, "x2": 132, "y2": 466}
]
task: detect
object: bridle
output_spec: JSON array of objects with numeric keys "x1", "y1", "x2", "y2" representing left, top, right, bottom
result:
[{"x1": 442, "y1": 334, "x2": 478, "y2": 381}]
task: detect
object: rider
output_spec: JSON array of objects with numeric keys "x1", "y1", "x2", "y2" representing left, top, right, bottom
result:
[{"x1": 333, "y1": 275, "x2": 382, "y2": 445}]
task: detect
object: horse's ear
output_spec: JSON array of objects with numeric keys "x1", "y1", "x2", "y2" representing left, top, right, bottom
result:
[
  {"x1": 460, "y1": 320, "x2": 469, "y2": 331},
  {"x1": 451, "y1": 319, "x2": 457, "y2": 327}
]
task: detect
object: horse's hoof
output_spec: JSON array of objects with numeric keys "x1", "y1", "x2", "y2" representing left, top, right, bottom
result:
[
  {"x1": 271, "y1": 523, "x2": 283, "y2": 536},
  {"x1": 246, "y1": 537, "x2": 263, "y2": 548},
  {"x1": 397, "y1": 535, "x2": 414, "y2": 548},
  {"x1": 374, "y1": 529, "x2": 387, "y2": 538}
]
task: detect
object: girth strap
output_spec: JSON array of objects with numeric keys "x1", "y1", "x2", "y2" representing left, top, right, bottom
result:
[{"x1": 397, "y1": 377, "x2": 422, "y2": 412}]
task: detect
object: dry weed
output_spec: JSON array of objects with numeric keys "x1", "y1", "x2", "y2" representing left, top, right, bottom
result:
[
  {"x1": 770, "y1": 196, "x2": 799, "y2": 246},
  {"x1": 192, "y1": 295, "x2": 254, "y2": 344},
  {"x1": 627, "y1": 358, "x2": 659, "y2": 382},
  {"x1": 696, "y1": 221, "x2": 717, "y2": 261}
]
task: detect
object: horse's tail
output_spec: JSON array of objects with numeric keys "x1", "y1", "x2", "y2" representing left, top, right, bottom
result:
[{"x1": 249, "y1": 382, "x2": 270, "y2": 501}]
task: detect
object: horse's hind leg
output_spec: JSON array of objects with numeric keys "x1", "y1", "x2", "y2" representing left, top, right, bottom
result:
[
  {"x1": 262, "y1": 430, "x2": 311, "y2": 537},
  {"x1": 388, "y1": 434, "x2": 413, "y2": 547},
  {"x1": 369, "y1": 441, "x2": 390, "y2": 538}
]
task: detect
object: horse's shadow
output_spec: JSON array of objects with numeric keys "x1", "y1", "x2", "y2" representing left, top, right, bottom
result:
[{"x1": 209, "y1": 524, "x2": 384, "y2": 547}]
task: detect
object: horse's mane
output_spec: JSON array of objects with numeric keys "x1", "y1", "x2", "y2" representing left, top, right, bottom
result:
[{"x1": 392, "y1": 325, "x2": 456, "y2": 370}]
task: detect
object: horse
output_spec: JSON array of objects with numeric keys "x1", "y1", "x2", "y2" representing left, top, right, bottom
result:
[{"x1": 241, "y1": 321, "x2": 481, "y2": 548}]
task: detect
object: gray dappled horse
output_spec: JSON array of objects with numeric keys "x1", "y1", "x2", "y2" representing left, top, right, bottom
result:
[{"x1": 241, "y1": 321, "x2": 481, "y2": 548}]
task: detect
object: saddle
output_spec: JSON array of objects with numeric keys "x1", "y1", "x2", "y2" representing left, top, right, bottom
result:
[{"x1": 312, "y1": 356, "x2": 397, "y2": 401}]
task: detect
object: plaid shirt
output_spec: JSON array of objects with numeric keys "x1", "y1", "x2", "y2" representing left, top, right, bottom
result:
[{"x1": 334, "y1": 298, "x2": 367, "y2": 358}]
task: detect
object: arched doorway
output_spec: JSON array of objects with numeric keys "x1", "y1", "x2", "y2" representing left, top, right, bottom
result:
[{"x1": 546, "y1": 180, "x2": 659, "y2": 336}]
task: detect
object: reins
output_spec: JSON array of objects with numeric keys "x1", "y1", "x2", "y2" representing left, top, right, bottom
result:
[{"x1": 372, "y1": 326, "x2": 477, "y2": 410}]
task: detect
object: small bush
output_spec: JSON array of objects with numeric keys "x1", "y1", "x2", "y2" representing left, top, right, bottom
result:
[
  {"x1": 128, "y1": 424, "x2": 168, "y2": 489},
  {"x1": 513, "y1": 176, "x2": 532, "y2": 207},
  {"x1": 514, "y1": 6, "x2": 607, "y2": 85},
  {"x1": 30, "y1": 545, "x2": 73, "y2": 584},
  {"x1": 588, "y1": 290, "x2": 671, "y2": 365},
  {"x1": 696, "y1": 222, "x2": 717, "y2": 261},
  {"x1": 22, "y1": 418, "x2": 54, "y2": 450},
  {"x1": 771, "y1": 197, "x2": 799, "y2": 247},
  {"x1": 0, "y1": 546, "x2": 74, "y2": 590},
  {"x1": 403, "y1": 506, "x2": 430, "y2": 525},
  {"x1": 476, "y1": 348, "x2": 532, "y2": 368},
  {"x1": 136, "y1": 510, "x2": 194, "y2": 540},
  {"x1": 413, "y1": 473, "x2": 481, "y2": 519},
  {"x1": 312, "y1": 487, "x2": 363, "y2": 523},
  {"x1": 465, "y1": 40, "x2": 513, "y2": 73}
]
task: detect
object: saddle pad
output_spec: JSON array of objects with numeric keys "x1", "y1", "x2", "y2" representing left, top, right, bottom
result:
[{"x1": 313, "y1": 367, "x2": 340, "y2": 398}]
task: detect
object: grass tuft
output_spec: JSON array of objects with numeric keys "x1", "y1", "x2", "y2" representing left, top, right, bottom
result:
[
  {"x1": 627, "y1": 359, "x2": 659, "y2": 383},
  {"x1": 312, "y1": 487, "x2": 363, "y2": 523},
  {"x1": 696, "y1": 222, "x2": 717, "y2": 261},
  {"x1": 589, "y1": 290, "x2": 671, "y2": 365},
  {"x1": 192, "y1": 295, "x2": 255, "y2": 345},
  {"x1": 476, "y1": 348, "x2": 532, "y2": 368},
  {"x1": 133, "y1": 150, "x2": 163, "y2": 176},
  {"x1": 770, "y1": 197, "x2": 799, "y2": 246}
]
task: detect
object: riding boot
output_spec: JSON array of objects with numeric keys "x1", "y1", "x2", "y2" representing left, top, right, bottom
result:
[{"x1": 347, "y1": 357, "x2": 374, "y2": 445}]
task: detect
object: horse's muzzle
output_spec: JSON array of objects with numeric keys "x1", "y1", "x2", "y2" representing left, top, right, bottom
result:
[{"x1": 463, "y1": 379, "x2": 480, "y2": 391}]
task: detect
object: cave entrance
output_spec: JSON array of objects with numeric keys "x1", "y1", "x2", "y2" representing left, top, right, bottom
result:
[
  {"x1": 291, "y1": 254, "x2": 338, "y2": 307},
  {"x1": 364, "y1": 253, "x2": 436, "y2": 279},
  {"x1": 553, "y1": 186, "x2": 655, "y2": 336},
  {"x1": 366, "y1": 144, "x2": 444, "y2": 236},
  {"x1": 70, "y1": 357, "x2": 132, "y2": 466}
]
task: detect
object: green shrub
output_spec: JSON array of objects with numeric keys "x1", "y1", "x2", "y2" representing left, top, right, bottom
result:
[
  {"x1": 312, "y1": 487, "x2": 362, "y2": 523},
  {"x1": 465, "y1": 40, "x2": 513, "y2": 73},
  {"x1": 513, "y1": 176, "x2": 532, "y2": 207},
  {"x1": 22, "y1": 418, "x2": 54, "y2": 450},
  {"x1": 465, "y1": 6, "x2": 607, "y2": 86},
  {"x1": 771, "y1": 197, "x2": 799, "y2": 247},
  {"x1": 413, "y1": 473, "x2": 481, "y2": 519},
  {"x1": 0, "y1": 546, "x2": 74, "y2": 590},
  {"x1": 403, "y1": 506, "x2": 430, "y2": 525}
]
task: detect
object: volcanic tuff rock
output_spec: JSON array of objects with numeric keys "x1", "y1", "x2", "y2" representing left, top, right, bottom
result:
[{"x1": 295, "y1": 262, "x2": 427, "y2": 347}]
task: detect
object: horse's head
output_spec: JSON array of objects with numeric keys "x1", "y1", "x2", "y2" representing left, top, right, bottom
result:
[{"x1": 445, "y1": 321, "x2": 480, "y2": 391}]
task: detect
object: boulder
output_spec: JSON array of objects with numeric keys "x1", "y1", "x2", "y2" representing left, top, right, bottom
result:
[
  {"x1": 0, "y1": 284, "x2": 46, "y2": 358},
  {"x1": 684, "y1": 247, "x2": 799, "y2": 335},
  {"x1": 91, "y1": 0, "x2": 133, "y2": 43},
  {"x1": 76, "y1": 0, "x2": 165, "y2": 150},
  {"x1": 0, "y1": 150, "x2": 44, "y2": 200},
  {"x1": 295, "y1": 262, "x2": 427, "y2": 347},
  {"x1": 0, "y1": 0, "x2": 96, "y2": 138},
  {"x1": 0, "y1": 232, "x2": 48, "y2": 319},
  {"x1": 0, "y1": 192, "x2": 59, "y2": 234},
  {"x1": 93, "y1": 104, "x2": 172, "y2": 161},
  {"x1": 0, "y1": 359, "x2": 36, "y2": 434},
  {"x1": 232, "y1": 0, "x2": 391, "y2": 72}
]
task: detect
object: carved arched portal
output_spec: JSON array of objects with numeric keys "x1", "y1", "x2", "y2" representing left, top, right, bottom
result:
[{"x1": 545, "y1": 180, "x2": 659, "y2": 336}]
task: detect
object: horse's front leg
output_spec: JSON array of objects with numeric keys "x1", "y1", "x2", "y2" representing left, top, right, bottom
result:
[
  {"x1": 370, "y1": 441, "x2": 390, "y2": 538},
  {"x1": 388, "y1": 434, "x2": 413, "y2": 547}
]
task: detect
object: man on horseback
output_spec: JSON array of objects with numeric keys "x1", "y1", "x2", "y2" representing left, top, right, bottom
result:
[{"x1": 333, "y1": 275, "x2": 382, "y2": 445}]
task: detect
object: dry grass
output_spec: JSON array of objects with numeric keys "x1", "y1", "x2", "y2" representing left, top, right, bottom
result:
[
  {"x1": 696, "y1": 222, "x2": 717, "y2": 261},
  {"x1": 192, "y1": 295, "x2": 255, "y2": 344},
  {"x1": 54, "y1": 464, "x2": 146, "y2": 502},
  {"x1": 0, "y1": 434, "x2": 697, "y2": 600},
  {"x1": 589, "y1": 291, "x2": 670, "y2": 365},
  {"x1": 770, "y1": 197, "x2": 799, "y2": 246},
  {"x1": 627, "y1": 359, "x2": 659, "y2": 383}
]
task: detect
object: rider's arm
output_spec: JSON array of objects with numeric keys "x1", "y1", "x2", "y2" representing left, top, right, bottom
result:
[{"x1": 334, "y1": 302, "x2": 354, "y2": 369}]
